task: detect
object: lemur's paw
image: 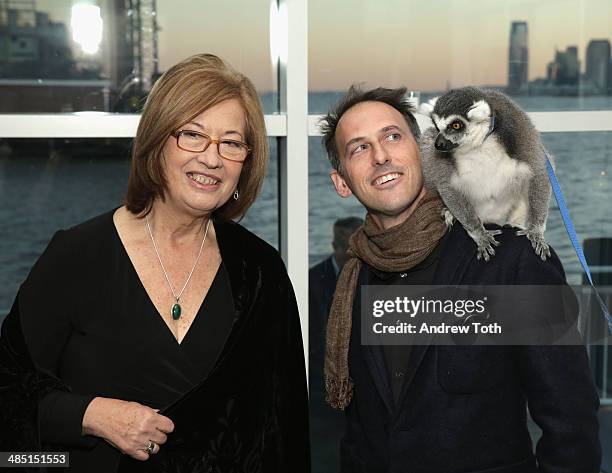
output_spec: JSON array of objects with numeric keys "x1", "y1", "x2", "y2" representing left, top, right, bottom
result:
[
  {"x1": 471, "y1": 229, "x2": 502, "y2": 262},
  {"x1": 516, "y1": 229, "x2": 550, "y2": 261},
  {"x1": 441, "y1": 208, "x2": 455, "y2": 227}
]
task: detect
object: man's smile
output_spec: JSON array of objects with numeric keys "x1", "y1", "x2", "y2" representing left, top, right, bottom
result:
[{"x1": 372, "y1": 172, "x2": 402, "y2": 188}]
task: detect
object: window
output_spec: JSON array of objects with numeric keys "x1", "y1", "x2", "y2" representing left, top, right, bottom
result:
[{"x1": 0, "y1": 0, "x2": 278, "y2": 113}]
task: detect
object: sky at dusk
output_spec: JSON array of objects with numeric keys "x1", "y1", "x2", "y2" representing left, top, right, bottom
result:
[{"x1": 39, "y1": 0, "x2": 612, "y2": 92}]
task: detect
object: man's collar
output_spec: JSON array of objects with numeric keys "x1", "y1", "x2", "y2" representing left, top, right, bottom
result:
[{"x1": 331, "y1": 254, "x2": 340, "y2": 277}]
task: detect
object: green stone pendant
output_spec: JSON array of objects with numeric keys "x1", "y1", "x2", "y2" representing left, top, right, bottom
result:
[{"x1": 172, "y1": 303, "x2": 182, "y2": 320}]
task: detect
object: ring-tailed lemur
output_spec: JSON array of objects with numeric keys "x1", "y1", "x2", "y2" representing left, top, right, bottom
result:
[{"x1": 418, "y1": 87, "x2": 552, "y2": 261}]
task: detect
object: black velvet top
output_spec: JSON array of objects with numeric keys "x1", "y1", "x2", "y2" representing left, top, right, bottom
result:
[
  {"x1": 16, "y1": 210, "x2": 235, "y2": 472},
  {"x1": 0, "y1": 210, "x2": 310, "y2": 473}
]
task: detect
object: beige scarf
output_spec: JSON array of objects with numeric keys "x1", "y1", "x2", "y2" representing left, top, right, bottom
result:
[{"x1": 324, "y1": 191, "x2": 447, "y2": 409}]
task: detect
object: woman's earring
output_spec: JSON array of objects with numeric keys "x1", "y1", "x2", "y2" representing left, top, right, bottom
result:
[{"x1": 233, "y1": 189, "x2": 239, "y2": 200}]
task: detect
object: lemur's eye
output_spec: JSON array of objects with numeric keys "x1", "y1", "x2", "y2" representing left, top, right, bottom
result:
[{"x1": 451, "y1": 121, "x2": 463, "y2": 130}]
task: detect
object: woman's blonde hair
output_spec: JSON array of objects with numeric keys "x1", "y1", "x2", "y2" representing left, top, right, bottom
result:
[{"x1": 125, "y1": 53, "x2": 268, "y2": 220}]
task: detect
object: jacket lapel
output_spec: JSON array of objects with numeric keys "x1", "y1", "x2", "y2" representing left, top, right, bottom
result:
[
  {"x1": 363, "y1": 346, "x2": 395, "y2": 414},
  {"x1": 357, "y1": 265, "x2": 395, "y2": 414},
  {"x1": 394, "y1": 224, "x2": 477, "y2": 412},
  {"x1": 206, "y1": 217, "x2": 262, "y2": 377}
]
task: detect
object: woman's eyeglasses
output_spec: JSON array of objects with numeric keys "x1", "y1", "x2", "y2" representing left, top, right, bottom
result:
[{"x1": 172, "y1": 130, "x2": 251, "y2": 162}]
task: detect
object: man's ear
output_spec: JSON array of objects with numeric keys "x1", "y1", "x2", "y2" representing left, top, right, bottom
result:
[{"x1": 330, "y1": 169, "x2": 353, "y2": 198}]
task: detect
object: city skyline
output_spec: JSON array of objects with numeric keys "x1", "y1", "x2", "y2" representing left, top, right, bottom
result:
[{"x1": 28, "y1": 0, "x2": 612, "y2": 92}]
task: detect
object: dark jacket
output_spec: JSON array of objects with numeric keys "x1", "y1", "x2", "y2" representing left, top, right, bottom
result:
[
  {"x1": 309, "y1": 256, "x2": 338, "y2": 395},
  {"x1": 0, "y1": 211, "x2": 310, "y2": 473},
  {"x1": 309, "y1": 256, "x2": 338, "y2": 322},
  {"x1": 341, "y1": 223, "x2": 601, "y2": 473}
]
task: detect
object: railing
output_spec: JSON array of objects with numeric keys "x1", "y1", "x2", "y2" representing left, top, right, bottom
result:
[{"x1": 578, "y1": 285, "x2": 612, "y2": 405}]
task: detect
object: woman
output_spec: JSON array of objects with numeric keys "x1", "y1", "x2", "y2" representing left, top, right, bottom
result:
[{"x1": 0, "y1": 54, "x2": 310, "y2": 472}]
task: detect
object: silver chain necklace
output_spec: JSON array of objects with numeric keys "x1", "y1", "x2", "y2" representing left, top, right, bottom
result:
[{"x1": 145, "y1": 215, "x2": 211, "y2": 320}]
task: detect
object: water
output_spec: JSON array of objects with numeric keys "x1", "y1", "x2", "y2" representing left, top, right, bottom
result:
[
  {"x1": 309, "y1": 92, "x2": 612, "y2": 114},
  {"x1": 0, "y1": 95, "x2": 611, "y2": 315}
]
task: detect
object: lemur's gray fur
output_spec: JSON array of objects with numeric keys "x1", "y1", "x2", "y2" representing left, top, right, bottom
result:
[{"x1": 418, "y1": 86, "x2": 552, "y2": 261}]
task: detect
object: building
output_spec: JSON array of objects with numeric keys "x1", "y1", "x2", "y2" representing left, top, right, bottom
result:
[
  {"x1": 546, "y1": 46, "x2": 580, "y2": 87},
  {"x1": 586, "y1": 39, "x2": 611, "y2": 93},
  {"x1": 0, "y1": 0, "x2": 75, "y2": 79},
  {"x1": 0, "y1": 0, "x2": 159, "y2": 112},
  {"x1": 508, "y1": 21, "x2": 528, "y2": 92}
]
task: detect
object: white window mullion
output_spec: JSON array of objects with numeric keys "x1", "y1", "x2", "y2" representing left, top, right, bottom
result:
[
  {"x1": 0, "y1": 114, "x2": 287, "y2": 138},
  {"x1": 277, "y1": 0, "x2": 309, "y2": 377},
  {"x1": 308, "y1": 111, "x2": 612, "y2": 136}
]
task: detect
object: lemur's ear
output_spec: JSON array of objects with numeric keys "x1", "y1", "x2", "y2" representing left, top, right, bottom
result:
[
  {"x1": 418, "y1": 96, "x2": 439, "y2": 117},
  {"x1": 467, "y1": 100, "x2": 491, "y2": 121}
]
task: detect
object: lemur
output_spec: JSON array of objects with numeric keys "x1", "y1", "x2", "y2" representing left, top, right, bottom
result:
[{"x1": 419, "y1": 87, "x2": 552, "y2": 261}]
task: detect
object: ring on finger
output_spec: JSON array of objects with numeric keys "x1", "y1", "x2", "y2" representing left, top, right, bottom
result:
[{"x1": 145, "y1": 441, "x2": 156, "y2": 455}]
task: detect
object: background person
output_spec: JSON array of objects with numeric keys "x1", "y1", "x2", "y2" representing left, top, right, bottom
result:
[
  {"x1": 309, "y1": 216, "x2": 362, "y2": 473},
  {"x1": 310, "y1": 216, "x2": 363, "y2": 393}
]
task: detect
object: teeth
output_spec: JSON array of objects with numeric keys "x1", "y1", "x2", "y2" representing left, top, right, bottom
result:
[
  {"x1": 188, "y1": 173, "x2": 218, "y2": 185},
  {"x1": 374, "y1": 173, "x2": 400, "y2": 186}
]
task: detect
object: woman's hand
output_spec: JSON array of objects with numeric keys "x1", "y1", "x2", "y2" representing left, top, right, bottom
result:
[{"x1": 82, "y1": 397, "x2": 175, "y2": 461}]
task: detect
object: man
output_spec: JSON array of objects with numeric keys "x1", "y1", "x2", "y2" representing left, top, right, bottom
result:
[
  {"x1": 320, "y1": 85, "x2": 601, "y2": 473},
  {"x1": 310, "y1": 216, "x2": 363, "y2": 392},
  {"x1": 309, "y1": 217, "x2": 363, "y2": 473}
]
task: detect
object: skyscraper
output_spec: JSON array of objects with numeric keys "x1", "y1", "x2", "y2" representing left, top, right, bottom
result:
[
  {"x1": 586, "y1": 39, "x2": 611, "y2": 92},
  {"x1": 508, "y1": 21, "x2": 528, "y2": 92},
  {"x1": 548, "y1": 46, "x2": 580, "y2": 86},
  {"x1": 564, "y1": 46, "x2": 580, "y2": 84}
]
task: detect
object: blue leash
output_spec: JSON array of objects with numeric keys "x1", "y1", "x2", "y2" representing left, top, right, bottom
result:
[{"x1": 545, "y1": 152, "x2": 612, "y2": 333}]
